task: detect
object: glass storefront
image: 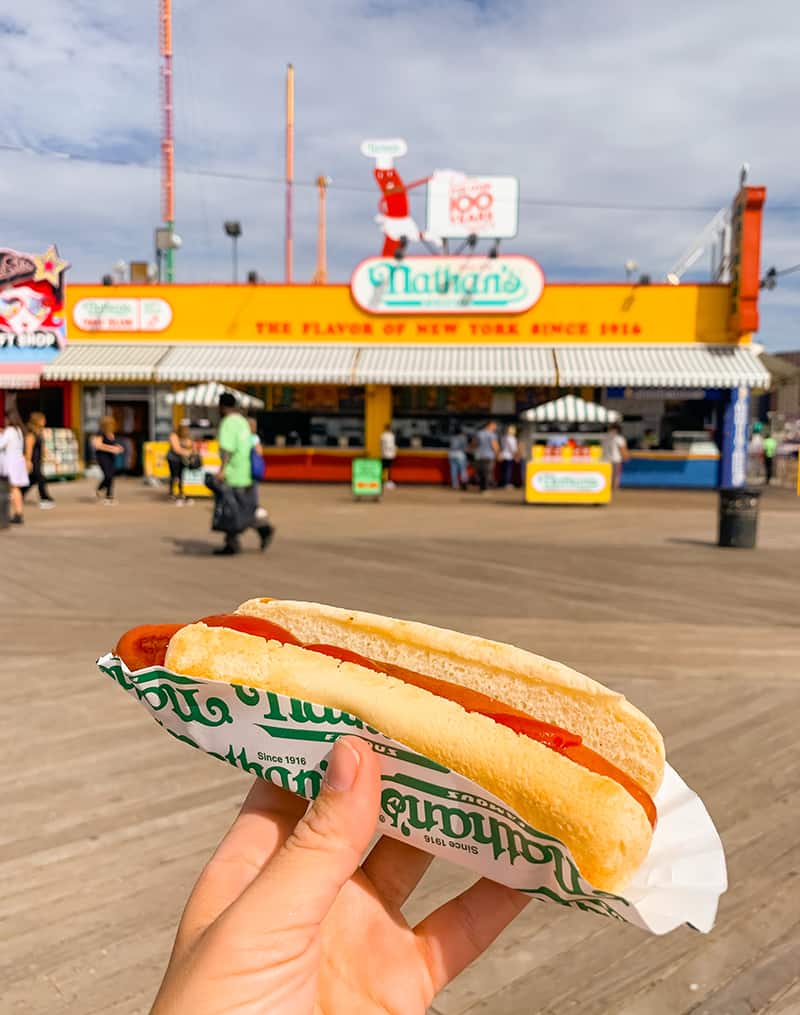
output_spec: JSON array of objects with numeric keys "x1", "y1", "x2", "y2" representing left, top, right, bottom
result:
[
  {"x1": 390, "y1": 385, "x2": 551, "y2": 448},
  {"x1": 603, "y1": 388, "x2": 725, "y2": 450},
  {"x1": 253, "y1": 385, "x2": 366, "y2": 447}
]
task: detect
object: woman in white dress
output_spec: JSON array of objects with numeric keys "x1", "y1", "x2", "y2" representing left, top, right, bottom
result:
[{"x1": 0, "y1": 408, "x2": 30, "y2": 524}]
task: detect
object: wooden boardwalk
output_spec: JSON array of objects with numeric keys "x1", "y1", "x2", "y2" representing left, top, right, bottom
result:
[{"x1": 2, "y1": 480, "x2": 799, "y2": 1014}]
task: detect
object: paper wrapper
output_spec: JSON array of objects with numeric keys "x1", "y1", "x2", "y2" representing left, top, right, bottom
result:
[{"x1": 98, "y1": 654, "x2": 727, "y2": 935}]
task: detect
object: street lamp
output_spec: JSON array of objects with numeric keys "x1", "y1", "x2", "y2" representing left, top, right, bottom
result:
[
  {"x1": 624, "y1": 259, "x2": 638, "y2": 282},
  {"x1": 154, "y1": 227, "x2": 182, "y2": 283},
  {"x1": 224, "y1": 221, "x2": 242, "y2": 282}
]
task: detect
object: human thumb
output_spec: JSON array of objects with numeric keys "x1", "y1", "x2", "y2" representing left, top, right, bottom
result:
[{"x1": 234, "y1": 736, "x2": 382, "y2": 933}]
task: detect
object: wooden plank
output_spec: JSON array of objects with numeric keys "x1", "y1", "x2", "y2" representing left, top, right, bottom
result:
[
  {"x1": 697, "y1": 925, "x2": 800, "y2": 1014},
  {"x1": 761, "y1": 978, "x2": 800, "y2": 1015},
  {"x1": 2, "y1": 481, "x2": 799, "y2": 1015}
]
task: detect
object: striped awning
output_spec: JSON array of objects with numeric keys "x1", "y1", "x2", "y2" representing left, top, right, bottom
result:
[
  {"x1": 166, "y1": 382, "x2": 265, "y2": 410},
  {"x1": 520, "y1": 395, "x2": 620, "y2": 424},
  {"x1": 43, "y1": 344, "x2": 169, "y2": 381},
  {"x1": 555, "y1": 345, "x2": 771, "y2": 389},
  {"x1": 353, "y1": 345, "x2": 557, "y2": 385},
  {"x1": 155, "y1": 345, "x2": 358, "y2": 383},
  {"x1": 0, "y1": 363, "x2": 43, "y2": 389}
]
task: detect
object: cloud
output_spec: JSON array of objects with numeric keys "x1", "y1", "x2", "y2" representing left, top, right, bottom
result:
[{"x1": 1, "y1": 0, "x2": 798, "y2": 349}]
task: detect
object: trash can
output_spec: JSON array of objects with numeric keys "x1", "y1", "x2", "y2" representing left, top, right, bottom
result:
[
  {"x1": 718, "y1": 487, "x2": 761, "y2": 548},
  {"x1": 0, "y1": 476, "x2": 9, "y2": 530}
]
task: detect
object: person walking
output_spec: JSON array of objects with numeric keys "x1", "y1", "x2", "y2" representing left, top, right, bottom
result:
[
  {"x1": 763, "y1": 430, "x2": 777, "y2": 485},
  {"x1": 249, "y1": 416, "x2": 274, "y2": 549},
  {"x1": 473, "y1": 421, "x2": 499, "y2": 493},
  {"x1": 380, "y1": 422, "x2": 397, "y2": 490},
  {"x1": 248, "y1": 417, "x2": 266, "y2": 482},
  {"x1": 92, "y1": 416, "x2": 124, "y2": 504},
  {"x1": 447, "y1": 427, "x2": 468, "y2": 490},
  {"x1": 0, "y1": 408, "x2": 30, "y2": 524},
  {"x1": 23, "y1": 411, "x2": 55, "y2": 508},
  {"x1": 499, "y1": 424, "x2": 519, "y2": 489},
  {"x1": 167, "y1": 423, "x2": 194, "y2": 503},
  {"x1": 608, "y1": 423, "x2": 629, "y2": 490},
  {"x1": 214, "y1": 392, "x2": 272, "y2": 555}
]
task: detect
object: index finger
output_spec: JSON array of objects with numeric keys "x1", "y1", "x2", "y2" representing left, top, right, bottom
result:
[{"x1": 174, "y1": 778, "x2": 307, "y2": 955}]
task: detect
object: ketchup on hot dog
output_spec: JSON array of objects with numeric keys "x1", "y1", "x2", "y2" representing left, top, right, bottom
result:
[{"x1": 115, "y1": 614, "x2": 656, "y2": 828}]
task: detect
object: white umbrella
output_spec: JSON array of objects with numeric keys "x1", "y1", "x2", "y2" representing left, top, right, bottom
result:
[
  {"x1": 520, "y1": 394, "x2": 620, "y2": 424},
  {"x1": 166, "y1": 382, "x2": 265, "y2": 410}
]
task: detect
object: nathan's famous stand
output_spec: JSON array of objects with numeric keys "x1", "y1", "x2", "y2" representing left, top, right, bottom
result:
[
  {"x1": 520, "y1": 396, "x2": 617, "y2": 505},
  {"x1": 524, "y1": 438, "x2": 612, "y2": 505},
  {"x1": 351, "y1": 457, "x2": 383, "y2": 500}
]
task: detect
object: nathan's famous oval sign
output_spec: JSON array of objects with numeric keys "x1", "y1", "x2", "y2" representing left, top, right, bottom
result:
[{"x1": 351, "y1": 255, "x2": 545, "y2": 315}]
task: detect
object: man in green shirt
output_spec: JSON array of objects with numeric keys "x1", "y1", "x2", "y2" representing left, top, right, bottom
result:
[
  {"x1": 763, "y1": 432, "x2": 777, "y2": 485},
  {"x1": 214, "y1": 392, "x2": 271, "y2": 555},
  {"x1": 218, "y1": 395, "x2": 253, "y2": 489}
]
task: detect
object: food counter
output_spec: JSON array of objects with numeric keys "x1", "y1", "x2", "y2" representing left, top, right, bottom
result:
[
  {"x1": 145, "y1": 442, "x2": 455, "y2": 487},
  {"x1": 620, "y1": 451, "x2": 720, "y2": 489}
]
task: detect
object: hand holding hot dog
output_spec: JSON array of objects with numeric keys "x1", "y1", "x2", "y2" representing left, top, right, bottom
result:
[{"x1": 151, "y1": 736, "x2": 529, "y2": 1015}]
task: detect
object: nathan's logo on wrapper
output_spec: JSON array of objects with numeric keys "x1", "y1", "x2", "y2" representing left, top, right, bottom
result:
[
  {"x1": 97, "y1": 636, "x2": 727, "y2": 936},
  {"x1": 382, "y1": 784, "x2": 552, "y2": 864}
]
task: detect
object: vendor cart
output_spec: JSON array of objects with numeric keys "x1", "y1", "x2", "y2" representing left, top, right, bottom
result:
[{"x1": 519, "y1": 395, "x2": 619, "y2": 505}]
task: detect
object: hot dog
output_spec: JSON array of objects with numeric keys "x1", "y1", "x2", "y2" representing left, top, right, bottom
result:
[{"x1": 115, "y1": 597, "x2": 665, "y2": 892}]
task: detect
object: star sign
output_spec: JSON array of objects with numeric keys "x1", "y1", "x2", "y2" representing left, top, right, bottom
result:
[{"x1": 33, "y1": 245, "x2": 69, "y2": 286}]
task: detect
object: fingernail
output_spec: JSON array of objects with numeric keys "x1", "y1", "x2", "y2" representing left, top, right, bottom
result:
[{"x1": 324, "y1": 738, "x2": 361, "y2": 792}]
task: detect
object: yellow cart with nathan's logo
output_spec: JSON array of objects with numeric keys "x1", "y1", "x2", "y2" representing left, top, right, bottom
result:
[{"x1": 524, "y1": 445, "x2": 613, "y2": 505}]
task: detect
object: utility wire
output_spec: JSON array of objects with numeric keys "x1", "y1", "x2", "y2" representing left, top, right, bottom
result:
[{"x1": 2, "y1": 141, "x2": 800, "y2": 213}]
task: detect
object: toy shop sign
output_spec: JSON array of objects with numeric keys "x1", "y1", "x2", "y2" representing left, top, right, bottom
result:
[
  {"x1": 351, "y1": 255, "x2": 545, "y2": 315},
  {"x1": 0, "y1": 245, "x2": 69, "y2": 361}
]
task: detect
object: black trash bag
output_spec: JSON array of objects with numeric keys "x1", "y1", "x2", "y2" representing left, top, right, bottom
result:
[{"x1": 206, "y1": 473, "x2": 245, "y2": 534}]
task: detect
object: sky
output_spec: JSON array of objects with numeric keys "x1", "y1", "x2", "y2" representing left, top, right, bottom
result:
[{"x1": 0, "y1": 0, "x2": 798, "y2": 351}]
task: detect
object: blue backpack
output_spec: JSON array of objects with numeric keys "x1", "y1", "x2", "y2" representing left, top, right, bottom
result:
[{"x1": 251, "y1": 447, "x2": 266, "y2": 481}]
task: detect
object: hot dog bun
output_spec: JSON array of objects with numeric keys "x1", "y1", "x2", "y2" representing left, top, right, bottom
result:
[
  {"x1": 238, "y1": 598, "x2": 665, "y2": 797},
  {"x1": 164, "y1": 600, "x2": 665, "y2": 892}
]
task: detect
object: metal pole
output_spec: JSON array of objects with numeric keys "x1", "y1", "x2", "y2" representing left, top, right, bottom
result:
[
  {"x1": 285, "y1": 63, "x2": 294, "y2": 283},
  {"x1": 314, "y1": 175, "x2": 328, "y2": 284},
  {"x1": 233, "y1": 235, "x2": 238, "y2": 283},
  {"x1": 160, "y1": 0, "x2": 176, "y2": 281}
]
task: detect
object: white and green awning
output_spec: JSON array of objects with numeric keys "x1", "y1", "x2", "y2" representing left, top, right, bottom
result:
[
  {"x1": 42, "y1": 344, "x2": 170, "y2": 381},
  {"x1": 352, "y1": 345, "x2": 557, "y2": 385},
  {"x1": 155, "y1": 345, "x2": 358, "y2": 384},
  {"x1": 555, "y1": 345, "x2": 770, "y2": 389},
  {"x1": 40, "y1": 341, "x2": 771, "y2": 390}
]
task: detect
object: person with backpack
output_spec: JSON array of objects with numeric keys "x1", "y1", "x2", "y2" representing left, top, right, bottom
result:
[{"x1": 249, "y1": 417, "x2": 266, "y2": 482}]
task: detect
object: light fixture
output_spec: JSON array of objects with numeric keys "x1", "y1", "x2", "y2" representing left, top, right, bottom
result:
[
  {"x1": 154, "y1": 227, "x2": 183, "y2": 282},
  {"x1": 223, "y1": 221, "x2": 243, "y2": 282}
]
